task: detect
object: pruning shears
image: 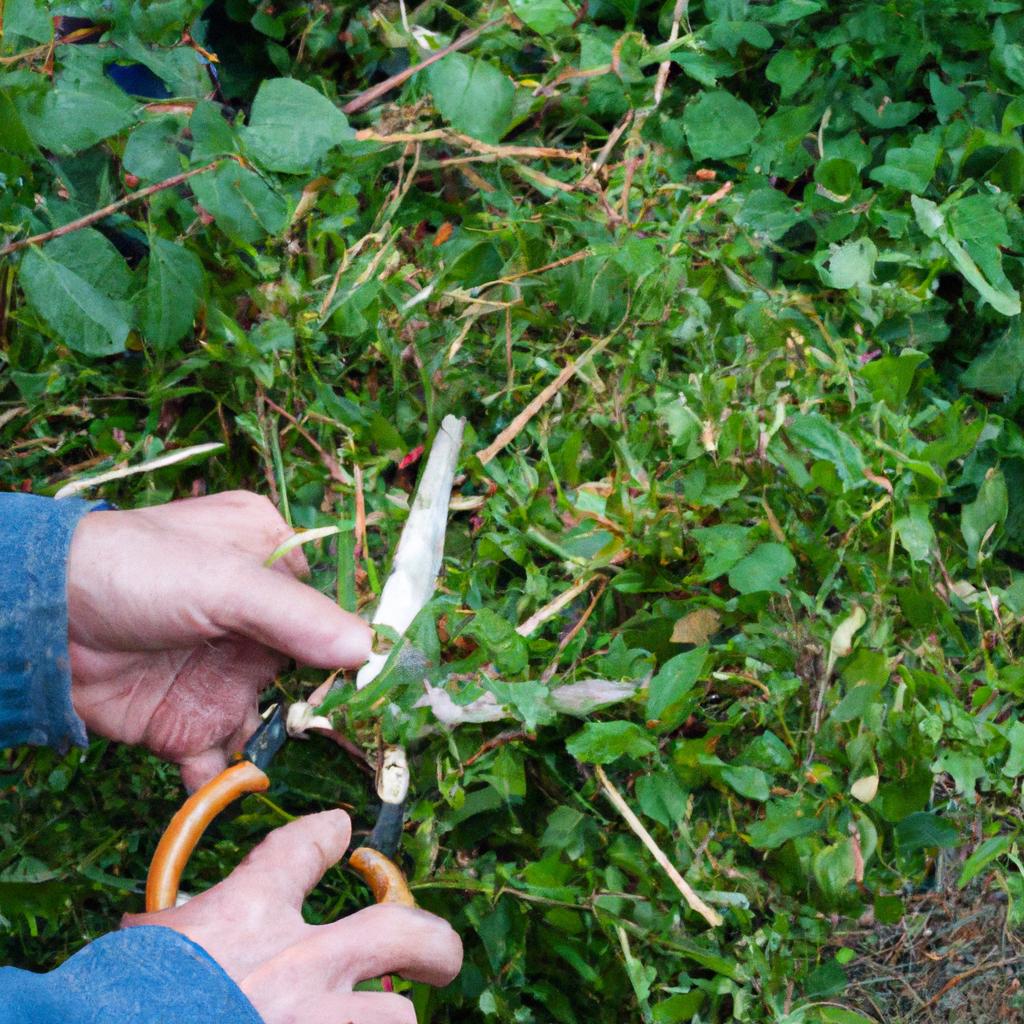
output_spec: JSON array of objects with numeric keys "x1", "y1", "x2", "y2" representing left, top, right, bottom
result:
[
  {"x1": 146, "y1": 415, "x2": 466, "y2": 915},
  {"x1": 145, "y1": 703, "x2": 412, "y2": 913}
]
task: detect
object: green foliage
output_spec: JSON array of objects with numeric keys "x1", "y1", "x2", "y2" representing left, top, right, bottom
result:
[{"x1": 3, "y1": 0, "x2": 1024, "y2": 1021}]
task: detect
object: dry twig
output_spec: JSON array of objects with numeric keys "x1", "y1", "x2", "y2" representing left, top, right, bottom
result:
[{"x1": 594, "y1": 765, "x2": 723, "y2": 927}]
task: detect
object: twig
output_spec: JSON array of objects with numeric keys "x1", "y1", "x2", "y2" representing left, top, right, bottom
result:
[
  {"x1": 342, "y1": 17, "x2": 505, "y2": 114},
  {"x1": 540, "y1": 578, "x2": 607, "y2": 684},
  {"x1": 654, "y1": 0, "x2": 688, "y2": 106},
  {"x1": 464, "y1": 729, "x2": 531, "y2": 767},
  {"x1": 593, "y1": 765, "x2": 723, "y2": 927},
  {"x1": 262, "y1": 397, "x2": 345, "y2": 484},
  {"x1": 475, "y1": 334, "x2": 610, "y2": 466},
  {"x1": 53, "y1": 442, "x2": 224, "y2": 499},
  {"x1": 0, "y1": 163, "x2": 220, "y2": 257},
  {"x1": 517, "y1": 575, "x2": 601, "y2": 636},
  {"x1": 917, "y1": 956, "x2": 1024, "y2": 1013},
  {"x1": 356, "y1": 128, "x2": 584, "y2": 163}
]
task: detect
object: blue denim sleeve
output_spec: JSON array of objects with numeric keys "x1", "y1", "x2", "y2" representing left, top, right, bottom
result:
[
  {"x1": 0, "y1": 493, "x2": 104, "y2": 751},
  {"x1": 0, "y1": 927, "x2": 263, "y2": 1023}
]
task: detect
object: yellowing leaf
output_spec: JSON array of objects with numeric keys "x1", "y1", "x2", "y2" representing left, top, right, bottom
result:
[
  {"x1": 850, "y1": 774, "x2": 879, "y2": 803},
  {"x1": 671, "y1": 608, "x2": 721, "y2": 645}
]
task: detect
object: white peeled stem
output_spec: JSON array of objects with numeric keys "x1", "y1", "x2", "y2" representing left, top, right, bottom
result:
[{"x1": 356, "y1": 414, "x2": 465, "y2": 689}]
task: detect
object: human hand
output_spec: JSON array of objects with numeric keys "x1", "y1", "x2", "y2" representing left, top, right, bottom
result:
[
  {"x1": 123, "y1": 810, "x2": 462, "y2": 1023},
  {"x1": 67, "y1": 491, "x2": 371, "y2": 790}
]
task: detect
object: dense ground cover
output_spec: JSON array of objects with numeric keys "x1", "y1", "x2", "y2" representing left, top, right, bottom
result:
[{"x1": 2, "y1": 0, "x2": 1023, "y2": 1020}]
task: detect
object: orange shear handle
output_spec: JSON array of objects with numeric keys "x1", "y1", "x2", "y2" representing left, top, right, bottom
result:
[
  {"x1": 145, "y1": 762, "x2": 414, "y2": 912},
  {"x1": 146, "y1": 761, "x2": 269, "y2": 912}
]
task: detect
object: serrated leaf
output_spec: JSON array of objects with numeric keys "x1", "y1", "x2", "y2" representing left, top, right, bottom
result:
[
  {"x1": 190, "y1": 162, "x2": 289, "y2": 243},
  {"x1": 242, "y1": 78, "x2": 352, "y2": 174},
  {"x1": 508, "y1": 0, "x2": 576, "y2": 34},
  {"x1": 683, "y1": 90, "x2": 760, "y2": 160},
  {"x1": 19, "y1": 232, "x2": 133, "y2": 356},
  {"x1": 566, "y1": 721, "x2": 657, "y2": 764},
  {"x1": 727, "y1": 543, "x2": 795, "y2": 595},
  {"x1": 646, "y1": 646, "x2": 707, "y2": 730},
  {"x1": 425, "y1": 53, "x2": 514, "y2": 144},
  {"x1": 14, "y1": 69, "x2": 137, "y2": 155},
  {"x1": 142, "y1": 237, "x2": 202, "y2": 350}
]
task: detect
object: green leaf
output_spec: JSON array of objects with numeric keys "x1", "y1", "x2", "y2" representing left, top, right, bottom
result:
[
  {"x1": 190, "y1": 162, "x2": 289, "y2": 243},
  {"x1": 820, "y1": 237, "x2": 877, "y2": 290},
  {"x1": 691, "y1": 523, "x2": 754, "y2": 580},
  {"x1": 4, "y1": 0, "x2": 52, "y2": 43},
  {"x1": 718, "y1": 763, "x2": 770, "y2": 801},
  {"x1": 123, "y1": 118, "x2": 184, "y2": 182},
  {"x1": 727, "y1": 543, "x2": 795, "y2": 594},
  {"x1": 508, "y1": 0, "x2": 576, "y2": 34},
  {"x1": 683, "y1": 90, "x2": 760, "y2": 161},
  {"x1": 748, "y1": 796, "x2": 825, "y2": 849},
  {"x1": 141, "y1": 237, "x2": 202, "y2": 350},
  {"x1": 961, "y1": 469, "x2": 1008, "y2": 567},
  {"x1": 813, "y1": 837, "x2": 856, "y2": 898},
  {"x1": 566, "y1": 721, "x2": 657, "y2": 764},
  {"x1": 894, "y1": 503, "x2": 935, "y2": 563},
  {"x1": 190, "y1": 100, "x2": 238, "y2": 161},
  {"x1": 1003, "y1": 720, "x2": 1024, "y2": 778},
  {"x1": 646, "y1": 646, "x2": 707, "y2": 730},
  {"x1": 19, "y1": 232, "x2": 133, "y2": 356},
  {"x1": 242, "y1": 78, "x2": 352, "y2": 174},
  {"x1": 425, "y1": 53, "x2": 514, "y2": 145},
  {"x1": 14, "y1": 68, "x2": 137, "y2": 155},
  {"x1": 896, "y1": 812, "x2": 960, "y2": 853},
  {"x1": 869, "y1": 133, "x2": 941, "y2": 193},
  {"x1": 785, "y1": 413, "x2": 866, "y2": 488},
  {"x1": 468, "y1": 607, "x2": 529, "y2": 674},
  {"x1": 765, "y1": 49, "x2": 814, "y2": 98},
  {"x1": 958, "y1": 835, "x2": 1012, "y2": 887}
]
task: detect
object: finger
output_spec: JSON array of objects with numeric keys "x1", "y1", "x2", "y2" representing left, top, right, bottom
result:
[
  {"x1": 179, "y1": 747, "x2": 229, "y2": 793},
  {"x1": 297, "y1": 903, "x2": 463, "y2": 989},
  {"x1": 242, "y1": 985, "x2": 417, "y2": 1024},
  {"x1": 211, "y1": 566, "x2": 372, "y2": 668},
  {"x1": 224, "y1": 810, "x2": 352, "y2": 910},
  {"x1": 177, "y1": 701, "x2": 263, "y2": 792}
]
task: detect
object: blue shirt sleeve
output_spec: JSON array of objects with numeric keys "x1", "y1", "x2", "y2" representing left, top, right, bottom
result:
[
  {"x1": 0, "y1": 493, "x2": 102, "y2": 751},
  {"x1": 0, "y1": 494, "x2": 266, "y2": 1023},
  {"x1": 0, "y1": 927, "x2": 263, "y2": 1023}
]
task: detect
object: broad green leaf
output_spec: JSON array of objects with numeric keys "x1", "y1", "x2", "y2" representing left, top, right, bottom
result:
[
  {"x1": 727, "y1": 543, "x2": 795, "y2": 594},
  {"x1": 748, "y1": 796, "x2": 825, "y2": 849},
  {"x1": 242, "y1": 78, "x2": 352, "y2": 174},
  {"x1": 468, "y1": 607, "x2": 529, "y2": 673},
  {"x1": 14, "y1": 69, "x2": 137, "y2": 155},
  {"x1": 190, "y1": 162, "x2": 289, "y2": 243},
  {"x1": 508, "y1": 0, "x2": 576, "y2": 34},
  {"x1": 4, "y1": 0, "x2": 51, "y2": 42},
  {"x1": 683, "y1": 90, "x2": 760, "y2": 160},
  {"x1": 812, "y1": 837, "x2": 856, "y2": 898},
  {"x1": 141, "y1": 236, "x2": 202, "y2": 350},
  {"x1": 1004, "y1": 720, "x2": 1024, "y2": 778},
  {"x1": 868, "y1": 133, "x2": 940, "y2": 193},
  {"x1": 646, "y1": 646, "x2": 707, "y2": 730},
  {"x1": 765, "y1": 48, "x2": 814, "y2": 98},
  {"x1": 566, "y1": 721, "x2": 657, "y2": 764},
  {"x1": 19, "y1": 231, "x2": 133, "y2": 356},
  {"x1": 958, "y1": 835, "x2": 1012, "y2": 887},
  {"x1": 692, "y1": 523, "x2": 754, "y2": 580},
  {"x1": 719, "y1": 763, "x2": 770, "y2": 801},
  {"x1": 895, "y1": 811, "x2": 960, "y2": 853},
  {"x1": 785, "y1": 413, "x2": 866, "y2": 488},
  {"x1": 425, "y1": 53, "x2": 514, "y2": 144},
  {"x1": 961, "y1": 468, "x2": 1008, "y2": 567},
  {"x1": 931, "y1": 749, "x2": 986, "y2": 796},
  {"x1": 190, "y1": 100, "x2": 238, "y2": 161},
  {"x1": 894, "y1": 503, "x2": 935, "y2": 563},
  {"x1": 123, "y1": 118, "x2": 184, "y2": 182},
  {"x1": 819, "y1": 237, "x2": 876, "y2": 289}
]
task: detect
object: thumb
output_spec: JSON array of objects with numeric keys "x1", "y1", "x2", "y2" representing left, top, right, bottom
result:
[
  {"x1": 211, "y1": 567, "x2": 372, "y2": 669},
  {"x1": 225, "y1": 810, "x2": 353, "y2": 910}
]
